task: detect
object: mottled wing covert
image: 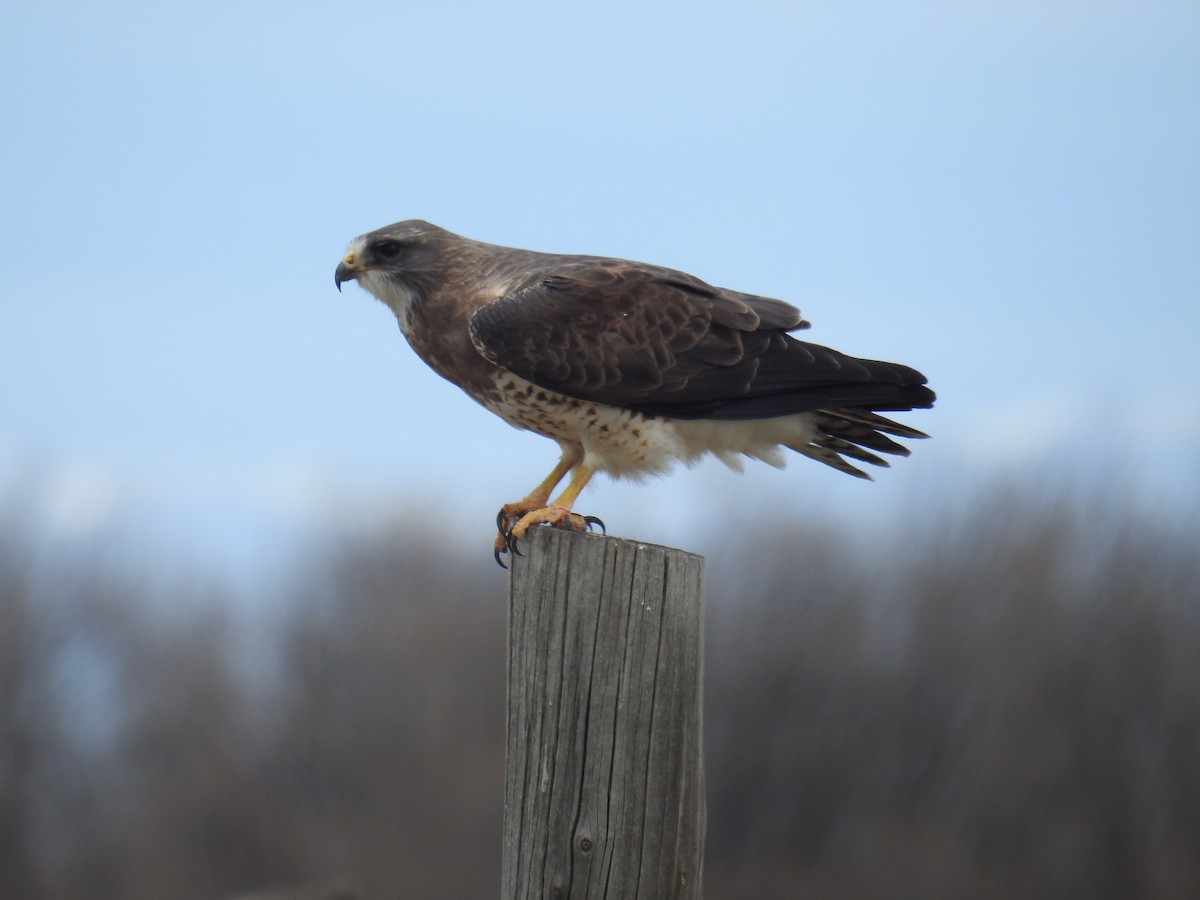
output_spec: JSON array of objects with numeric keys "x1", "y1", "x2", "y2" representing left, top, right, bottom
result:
[{"x1": 467, "y1": 259, "x2": 934, "y2": 420}]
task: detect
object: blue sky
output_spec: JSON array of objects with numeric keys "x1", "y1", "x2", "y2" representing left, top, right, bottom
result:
[{"x1": 3, "y1": 1, "x2": 1198, "y2": 580}]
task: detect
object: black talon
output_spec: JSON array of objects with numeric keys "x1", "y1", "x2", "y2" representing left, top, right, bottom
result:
[
  {"x1": 507, "y1": 531, "x2": 524, "y2": 557},
  {"x1": 583, "y1": 515, "x2": 606, "y2": 534},
  {"x1": 496, "y1": 508, "x2": 509, "y2": 536},
  {"x1": 494, "y1": 547, "x2": 508, "y2": 569}
]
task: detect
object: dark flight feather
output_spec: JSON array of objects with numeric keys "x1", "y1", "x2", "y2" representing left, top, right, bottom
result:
[{"x1": 468, "y1": 261, "x2": 935, "y2": 422}]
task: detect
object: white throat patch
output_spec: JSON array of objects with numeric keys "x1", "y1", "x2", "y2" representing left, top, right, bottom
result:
[{"x1": 357, "y1": 269, "x2": 420, "y2": 336}]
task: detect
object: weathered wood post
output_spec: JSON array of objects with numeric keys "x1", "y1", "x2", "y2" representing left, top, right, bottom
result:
[{"x1": 503, "y1": 527, "x2": 706, "y2": 899}]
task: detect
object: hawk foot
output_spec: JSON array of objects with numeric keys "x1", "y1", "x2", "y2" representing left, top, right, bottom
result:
[{"x1": 493, "y1": 505, "x2": 605, "y2": 568}]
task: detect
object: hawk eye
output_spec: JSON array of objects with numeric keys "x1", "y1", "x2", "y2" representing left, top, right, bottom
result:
[{"x1": 374, "y1": 240, "x2": 402, "y2": 259}]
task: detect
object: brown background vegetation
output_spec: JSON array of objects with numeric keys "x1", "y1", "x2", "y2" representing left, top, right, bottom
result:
[{"x1": 2, "y1": 479, "x2": 1198, "y2": 899}]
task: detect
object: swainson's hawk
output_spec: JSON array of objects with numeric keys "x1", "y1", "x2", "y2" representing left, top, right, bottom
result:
[{"x1": 335, "y1": 221, "x2": 935, "y2": 565}]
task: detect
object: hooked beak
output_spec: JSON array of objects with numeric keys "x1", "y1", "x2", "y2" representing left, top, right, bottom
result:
[{"x1": 334, "y1": 252, "x2": 360, "y2": 292}]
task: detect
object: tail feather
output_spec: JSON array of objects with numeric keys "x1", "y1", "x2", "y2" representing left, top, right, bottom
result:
[
  {"x1": 826, "y1": 407, "x2": 929, "y2": 440},
  {"x1": 789, "y1": 407, "x2": 929, "y2": 479},
  {"x1": 813, "y1": 435, "x2": 890, "y2": 468}
]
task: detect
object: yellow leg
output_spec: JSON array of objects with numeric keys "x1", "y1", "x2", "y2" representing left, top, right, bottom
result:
[
  {"x1": 507, "y1": 463, "x2": 598, "y2": 541},
  {"x1": 493, "y1": 458, "x2": 603, "y2": 566},
  {"x1": 495, "y1": 445, "x2": 582, "y2": 536},
  {"x1": 546, "y1": 463, "x2": 595, "y2": 513}
]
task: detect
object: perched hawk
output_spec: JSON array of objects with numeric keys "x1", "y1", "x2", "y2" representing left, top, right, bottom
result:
[{"x1": 335, "y1": 221, "x2": 935, "y2": 565}]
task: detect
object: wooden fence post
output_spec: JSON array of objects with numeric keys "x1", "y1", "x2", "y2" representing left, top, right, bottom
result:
[{"x1": 502, "y1": 527, "x2": 705, "y2": 899}]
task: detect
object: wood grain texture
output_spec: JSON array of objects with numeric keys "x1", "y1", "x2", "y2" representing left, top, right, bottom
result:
[{"x1": 503, "y1": 528, "x2": 706, "y2": 899}]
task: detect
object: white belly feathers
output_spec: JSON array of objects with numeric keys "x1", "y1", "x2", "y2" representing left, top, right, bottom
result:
[{"x1": 476, "y1": 372, "x2": 819, "y2": 480}]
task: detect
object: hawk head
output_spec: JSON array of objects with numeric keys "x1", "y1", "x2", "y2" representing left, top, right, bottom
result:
[{"x1": 334, "y1": 220, "x2": 453, "y2": 316}]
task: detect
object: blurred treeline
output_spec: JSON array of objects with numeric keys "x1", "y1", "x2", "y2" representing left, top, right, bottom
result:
[{"x1": 2, "y1": 479, "x2": 1199, "y2": 899}]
